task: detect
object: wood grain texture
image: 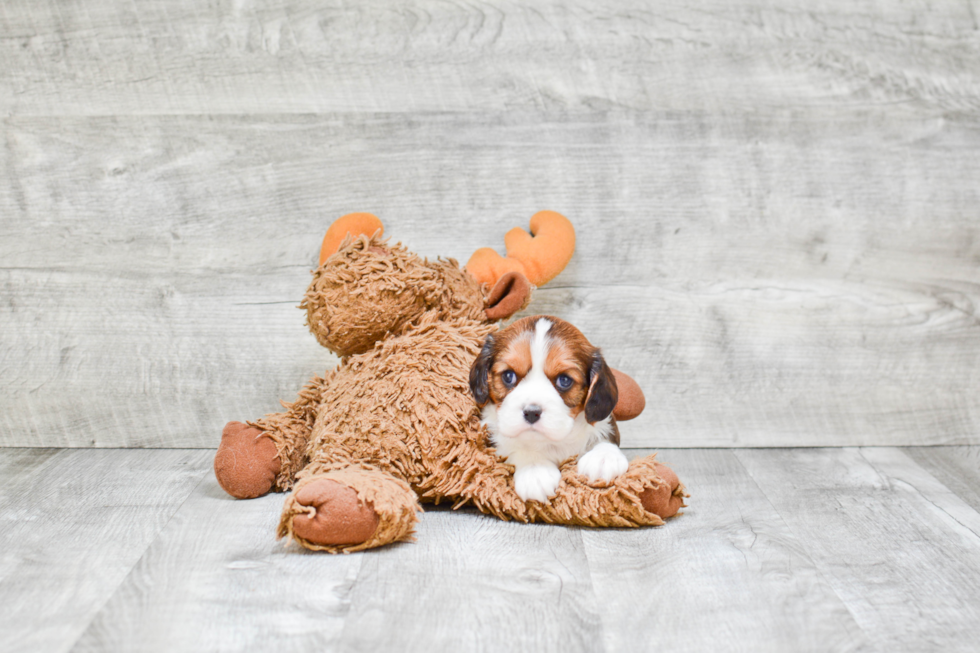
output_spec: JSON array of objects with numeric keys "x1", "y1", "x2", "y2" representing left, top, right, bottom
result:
[
  {"x1": 2, "y1": 111, "x2": 978, "y2": 447},
  {"x1": 71, "y1": 474, "x2": 364, "y2": 653},
  {"x1": 335, "y1": 507, "x2": 603, "y2": 653},
  {"x1": 7, "y1": 447, "x2": 978, "y2": 652},
  {"x1": 1, "y1": 447, "x2": 979, "y2": 651},
  {"x1": 584, "y1": 449, "x2": 871, "y2": 653},
  {"x1": 737, "y1": 447, "x2": 980, "y2": 651},
  {"x1": 902, "y1": 446, "x2": 980, "y2": 516},
  {"x1": 2, "y1": 0, "x2": 979, "y2": 116},
  {"x1": 0, "y1": 448, "x2": 212, "y2": 653},
  {"x1": 72, "y1": 473, "x2": 605, "y2": 652}
]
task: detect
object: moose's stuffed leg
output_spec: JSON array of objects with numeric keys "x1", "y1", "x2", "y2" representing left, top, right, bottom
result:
[
  {"x1": 528, "y1": 454, "x2": 687, "y2": 527},
  {"x1": 214, "y1": 421, "x2": 281, "y2": 499},
  {"x1": 214, "y1": 372, "x2": 334, "y2": 498},
  {"x1": 453, "y1": 449, "x2": 686, "y2": 527},
  {"x1": 638, "y1": 461, "x2": 686, "y2": 519},
  {"x1": 278, "y1": 466, "x2": 421, "y2": 553},
  {"x1": 610, "y1": 368, "x2": 646, "y2": 422},
  {"x1": 423, "y1": 423, "x2": 686, "y2": 527}
]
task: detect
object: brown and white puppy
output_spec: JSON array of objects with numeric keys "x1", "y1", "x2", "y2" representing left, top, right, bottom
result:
[{"x1": 469, "y1": 315, "x2": 629, "y2": 502}]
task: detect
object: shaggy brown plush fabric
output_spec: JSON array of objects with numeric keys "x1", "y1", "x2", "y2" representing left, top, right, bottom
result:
[{"x1": 215, "y1": 224, "x2": 686, "y2": 553}]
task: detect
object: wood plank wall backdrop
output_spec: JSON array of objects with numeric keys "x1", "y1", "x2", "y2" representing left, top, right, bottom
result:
[{"x1": 1, "y1": 0, "x2": 978, "y2": 448}]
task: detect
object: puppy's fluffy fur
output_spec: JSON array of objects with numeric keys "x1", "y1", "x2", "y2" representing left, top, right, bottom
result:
[{"x1": 469, "y1": 315, "x2": 630, "y2": 502}]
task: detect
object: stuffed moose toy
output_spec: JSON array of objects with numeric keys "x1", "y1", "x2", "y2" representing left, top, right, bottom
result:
[{"x1": 214, "y1": 212, "x2": 686, "y2": 552}]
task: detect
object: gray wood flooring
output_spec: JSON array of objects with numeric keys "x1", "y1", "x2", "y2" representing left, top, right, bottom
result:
[
  {"x1": 2, "y1": 0, "x2": 979, "y2": 449},
  {"x1": 3, "y1": 447, "x2": 980, "y2": 652}
]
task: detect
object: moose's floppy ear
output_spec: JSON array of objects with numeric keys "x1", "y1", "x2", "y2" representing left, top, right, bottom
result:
[
  {"x1": 611, "y1": 369, "x2": 646, "y2": 421},
  {"x1": 585, "y1": 351, "x2": 619, "y2": 424},
  {"x1": 484, "y1": 272, "x2": 532, "y2": 321},
  {"x1": 469, "y1": 335, "x2": 496, "y2": 406}
]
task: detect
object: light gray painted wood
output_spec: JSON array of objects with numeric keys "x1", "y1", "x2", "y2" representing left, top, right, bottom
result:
[
  {"x1": 336, "y1": 507, "x2": 603, "y2": 652},
  {"x1": 74, "y1": 481, "x2": 604, "y2": 651},
  {"x1": 0, "y1": 447, "x2": 61, "y2": 485},
  {"x1": 903, "y1": 446, "x2": 980, "y2": 515},
  {"x1": 72, "y1": 473, "x2": 605, "y2": 652},
  {"x1": 0, "y1": 448, "x2": 212, "y2": 653},
  {"x1": 2, "y1": 0, "x2": 979, "y2": 449},
  {"x1": 71, "y1": 473, "x2": 364, "y2": 653},
  {"x1": 583, "y1": 449, "x2": 871, "y2": 653},
  {"x1": 2, "y1": 1, "x2": 979, "y2": 116},
  {"x1": 863, "y1": 447, "x2": 980, "y2": 541},
  {"x1": 5, "y1": 447, "x2": 980, "y2": 651},
  {"x1": 2, "y1": 111, "x2": 978, "y2": 447},
  {"x1": 736, "y1": 447, "x2": 980, "y2": 652}
]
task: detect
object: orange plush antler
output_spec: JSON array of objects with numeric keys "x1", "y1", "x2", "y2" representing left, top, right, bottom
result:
[
  {"x1": 466, "y1": 211, "x2": 576, "y2": 287},
  {"x1": 319, "y1": 213, "x2": 384, "y2": 266}
]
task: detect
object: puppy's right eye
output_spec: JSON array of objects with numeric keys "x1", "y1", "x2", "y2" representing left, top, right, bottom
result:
[{"x1": 501, "y1": 370, "x2": 517, "y2": 387}]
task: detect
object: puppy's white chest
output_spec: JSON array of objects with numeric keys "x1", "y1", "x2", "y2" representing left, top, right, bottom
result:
[{"x1": 484, "y1": 406, "x2": 623, "y2": 502}]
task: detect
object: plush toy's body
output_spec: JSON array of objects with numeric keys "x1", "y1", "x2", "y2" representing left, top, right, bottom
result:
[{"x1": 214, "y1": 213, "x2": 685, "y2": 552}]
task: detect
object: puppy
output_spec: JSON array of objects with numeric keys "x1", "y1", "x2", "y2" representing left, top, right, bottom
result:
[{"x1": 469, "y1": 315, "x2": 630, "y2": 502}]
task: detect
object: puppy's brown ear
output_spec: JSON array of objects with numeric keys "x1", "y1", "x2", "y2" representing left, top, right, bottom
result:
[
  {"x1": 485, "y1": 272, "x2": 532, "y2": 321},
  {"x1": 585, "y1": 351, "x2": 619, "y2": 424},
  {"x1": 469, "y1": 335, "x2": 495, "y2": 406}
]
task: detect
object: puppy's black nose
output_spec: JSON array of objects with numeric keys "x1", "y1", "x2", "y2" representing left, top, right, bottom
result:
[{"x1": 523, "y1": 405, "x2": 542, "y2": 424}]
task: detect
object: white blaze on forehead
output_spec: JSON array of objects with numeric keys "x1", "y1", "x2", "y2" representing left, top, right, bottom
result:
[
  {"x1": 491, "y1": 316, "x2": 576, "y2": 444},
  {"x1": 529, "y1": 318, "x2": 553, "y2": 376},
  {"x1": 484, "y1": 316, "x2": 622, "y2": 489}
]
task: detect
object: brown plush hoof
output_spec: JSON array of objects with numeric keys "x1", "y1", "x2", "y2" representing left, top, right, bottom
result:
[
  {"x1": 611, "y1": 369, "x2": 645, "y2": 421},
  {"x1": 639, "y1": 463, "x2": 685, "y2": 519},
  {"x1": 291, "y1": 479, "x2": 380, "y2": 546},
  {"x1": 214, "y1": 421, "x2": 281, "y2": 499}
]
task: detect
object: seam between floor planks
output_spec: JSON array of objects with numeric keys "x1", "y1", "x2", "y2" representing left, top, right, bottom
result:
[
  {"x1": 66, "y1": 471, "x2": 214, "y2": 652},
  {"x1": 735, "y1": 447, "x2": 980, "y2": 652},
  {"x1": 0, "y1": 449, "x2": 214, "y2": 653},
  {"x1": 5, "y1": 447, "x2": 980, "y2": 652}
]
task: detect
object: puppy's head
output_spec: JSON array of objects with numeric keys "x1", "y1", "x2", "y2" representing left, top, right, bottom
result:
[{"x1": 469, "y1": 316, "x2": 618, "y2": 442}]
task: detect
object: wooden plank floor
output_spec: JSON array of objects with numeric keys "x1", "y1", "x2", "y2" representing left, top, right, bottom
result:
[{"x1": 3, "y1": 447, "x2": 980, "y2": 652}]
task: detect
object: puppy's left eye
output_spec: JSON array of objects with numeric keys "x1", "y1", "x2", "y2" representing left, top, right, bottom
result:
[
  {"x1": 556, "y1": 374, "x2": 573, "y2": 391},
  {"x1": 501, "y1": 370, "x2": 517, "y2": 387}
]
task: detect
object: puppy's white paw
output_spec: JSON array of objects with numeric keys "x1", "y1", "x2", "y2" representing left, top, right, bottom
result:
[
  {"x1": 514, "y1": 464, "x2": 562, "y2": 503},
  {"x1": 577, "y1": 442, "x2": 629, "y2": 483}
]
